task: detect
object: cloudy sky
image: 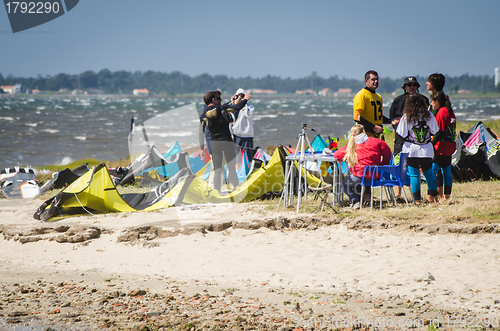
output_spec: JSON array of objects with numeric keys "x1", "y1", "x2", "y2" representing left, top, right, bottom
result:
[{"x1": 1, "y1": 0, "x2": 499, "y2": 80}]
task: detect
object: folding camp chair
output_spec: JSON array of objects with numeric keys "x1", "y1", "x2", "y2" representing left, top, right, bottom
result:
[
  {"x1": 308, "y1": 184, "x2": 337, "y2": 214},
  {"x1": 360, "y1": 153, "x2": 411, "y2": 210}
]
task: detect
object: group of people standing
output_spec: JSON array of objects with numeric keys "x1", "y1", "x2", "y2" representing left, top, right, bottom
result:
[
  {"x1": 336, "y1": 71, "x2": 456, "y2": 207},
  {"x1": 200, "y1": 89, "x2": 255, "y2": 192},
  {"x1": 199, "y1": 72, "x2": 457, "y2": 209}
]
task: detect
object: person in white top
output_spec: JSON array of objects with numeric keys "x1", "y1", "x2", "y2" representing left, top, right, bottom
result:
[
  {"x1": 396, "y1": 93, "x2": 439, "y2": 204},
  {"x1": 230, "y1": 88, "x2": 255, "y2": 160}
]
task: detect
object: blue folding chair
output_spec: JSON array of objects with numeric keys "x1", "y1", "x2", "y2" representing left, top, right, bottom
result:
[{"x1": 360, "y1": 153, "x2": 411, "y2": 210}]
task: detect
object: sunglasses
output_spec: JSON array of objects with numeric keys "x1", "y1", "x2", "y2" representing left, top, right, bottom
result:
[{"x1": 407, "y1": 83, "x2": 418, "y2": 87}]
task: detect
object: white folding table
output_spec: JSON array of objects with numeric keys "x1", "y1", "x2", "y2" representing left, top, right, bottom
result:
[{"x1": 281, "y1": 151, "x2": 343, "y2": 212}]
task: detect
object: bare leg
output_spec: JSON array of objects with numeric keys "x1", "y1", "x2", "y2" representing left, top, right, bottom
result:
[{"x1": 437, "y1": 186, "x2": 444, "y2": 200}]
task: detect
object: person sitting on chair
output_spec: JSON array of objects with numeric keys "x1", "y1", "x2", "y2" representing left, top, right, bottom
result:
[{"x1": 333, "y1": 124, "x2": 392, "y2": 208}]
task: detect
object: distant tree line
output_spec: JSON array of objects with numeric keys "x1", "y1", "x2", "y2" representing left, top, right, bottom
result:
[{"x1": 0, "y1": 70, "x2": 498, "y2": 95}]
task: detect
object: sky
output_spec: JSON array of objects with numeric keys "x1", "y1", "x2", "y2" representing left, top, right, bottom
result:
[{"x1": 1, "y1": 0, "x2": 499, "y2": 80}]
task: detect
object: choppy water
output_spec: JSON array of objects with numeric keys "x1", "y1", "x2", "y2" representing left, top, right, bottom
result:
[{"x1": 1, "y1": 95, "x2": 499, "y2": 170}]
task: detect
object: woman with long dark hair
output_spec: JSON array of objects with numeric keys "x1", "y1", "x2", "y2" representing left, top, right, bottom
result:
[
  {"x1": 396, "y1": 93, "x2": 439, "y2": 204},
  {"x1": 431, "y1": 91, "x2": 456, "y2": 201}
]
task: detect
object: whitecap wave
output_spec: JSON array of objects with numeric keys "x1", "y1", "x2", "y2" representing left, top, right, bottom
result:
[
  {"x1": 254, "y1": 114, "x2": 279, "y2": 119},
  {"x1": 149, "y1": 131, "x2": 193, "y2": 138},
  {"x1": 59, "y1": 157, "x2": 74, "y2": 166}
]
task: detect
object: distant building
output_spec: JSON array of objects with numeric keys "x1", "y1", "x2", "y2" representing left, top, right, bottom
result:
[
  {"x1": 337, "y1": 88, "x2": 352, "y2": 94},
  {"x1": 318, "y1": 88, "x2": 330, "y2": 96},
  {"x1": 133, "y1": 88, "x2": 149, "y2": 96},
  {"x1": 495, "y1": 67, "x2": 500, "y2": 87},
  {"x1": 457, "y1": 89, "x2": 470, "y2": 94},
  {"x1": 13, "y1": 84, "x2": 25, "y2": 94},
  {"x1": 0, "y1": 84, "x2": 25, "y2": 94},
  {"x1": 295, "y1": 89, "x2": 316, "y2": 95},
  {"x1": 0, "y1": 85, "x2": 12, "y2": 93},
  {"x1": 32, "y1": 89, "x2": 41, "y2": 94}
]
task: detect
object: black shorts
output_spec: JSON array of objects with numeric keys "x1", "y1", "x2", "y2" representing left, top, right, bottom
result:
[
  {"x1": 408, "y1": 157, "x2": 433, "y2": 172},
  {"x1": 433, "y1": 155, "x2": 452, "y2": 168}
]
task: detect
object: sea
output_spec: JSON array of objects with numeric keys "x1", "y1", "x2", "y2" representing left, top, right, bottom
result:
[{"x1": 1, "y1": 95, "x2": 500, "y2": 171}]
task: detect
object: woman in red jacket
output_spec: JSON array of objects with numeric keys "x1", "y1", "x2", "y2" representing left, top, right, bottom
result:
[
  {"x1": 333, "y1": 124, "x2": 392, "y2": 208},
  {"x1": 431, "y1": 91, "x2": 456, "y2": 201}
]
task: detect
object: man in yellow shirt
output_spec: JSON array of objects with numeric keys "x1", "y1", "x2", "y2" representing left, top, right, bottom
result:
[{"x1": 353, "y1": 70, "x2": 390, "y2": 138}]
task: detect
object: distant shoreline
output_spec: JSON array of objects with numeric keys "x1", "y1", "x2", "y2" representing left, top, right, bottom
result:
[{"x1": 2, "y1": 92, "x2": 500, "y2": 100}]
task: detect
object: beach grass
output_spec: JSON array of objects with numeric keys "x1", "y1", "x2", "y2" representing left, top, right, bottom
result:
[
  {"x1": 278, "y1": 178, "x2": 500, "y2": 226},
  {"x1": 39, "y1": 157, "x2": 131, "y2": 172},
  {"x1": 34, "y1": 157, "x2": 131, "y2": 185}
]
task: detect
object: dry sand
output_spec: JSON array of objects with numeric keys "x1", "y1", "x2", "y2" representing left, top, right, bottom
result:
[{"x1": 1, "y1": 197, "x2": 500, "y2": 330}]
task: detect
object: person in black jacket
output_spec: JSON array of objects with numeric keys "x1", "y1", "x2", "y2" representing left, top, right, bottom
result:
[
  {"x1": 201, "y1": 91, "x2": 252, "y2": 192},
  {"x1": 200, "y1": 90, "x2": 222, "y2": 155}
]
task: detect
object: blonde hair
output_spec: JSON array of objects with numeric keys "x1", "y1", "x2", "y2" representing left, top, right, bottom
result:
[{"x1": 343, "y1": 124, "x2": 365, "y2": 168}]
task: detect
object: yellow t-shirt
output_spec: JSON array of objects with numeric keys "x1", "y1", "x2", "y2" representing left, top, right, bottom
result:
[{"x1": 353, "y1": 88, "x2": 384, "y2": 126}]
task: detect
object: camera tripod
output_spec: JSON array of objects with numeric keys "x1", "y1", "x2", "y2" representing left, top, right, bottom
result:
[{"x1": 278, "y1": 123, "x2": 318, "y2": 213}]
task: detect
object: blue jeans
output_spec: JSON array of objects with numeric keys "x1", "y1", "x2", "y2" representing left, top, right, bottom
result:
[
  {"x1": 204, "y1": 130, "x2": 212, "y2": 155},
  {"x1": 342, "y1": 174, "x2": 362, "y2": 204}
]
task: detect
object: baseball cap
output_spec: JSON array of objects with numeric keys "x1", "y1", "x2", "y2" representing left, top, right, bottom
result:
[{"x1": 235, "y1": 88, "x2": 245, "y2": 95}]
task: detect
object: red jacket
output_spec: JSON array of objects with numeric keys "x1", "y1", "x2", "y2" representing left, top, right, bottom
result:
[
  {"x1": 333, "y1": 137, "x2": 392, "y2": 177},
  {"x1": 434, "y1": 106, "x2": 457, "y2": 156}
]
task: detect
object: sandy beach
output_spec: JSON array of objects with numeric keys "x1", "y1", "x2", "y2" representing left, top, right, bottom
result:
[{"x1": 1, "y1": 196, "x2": 500, "y2": 330}]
